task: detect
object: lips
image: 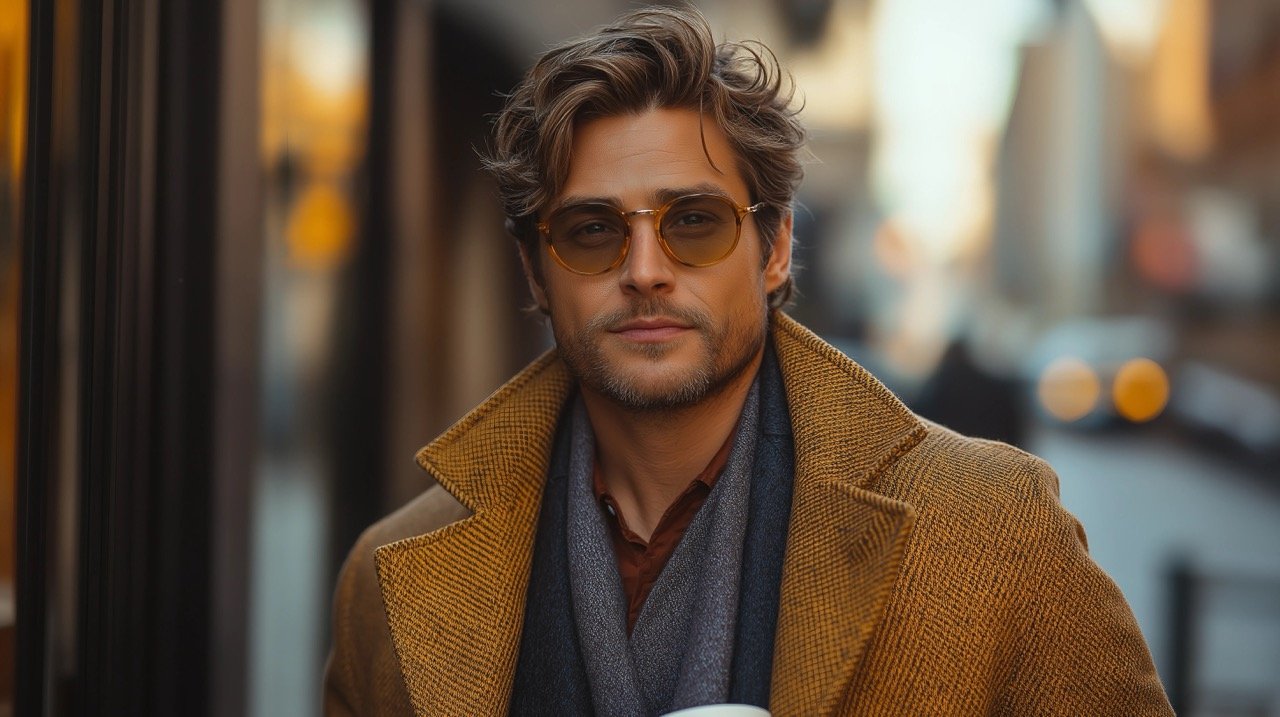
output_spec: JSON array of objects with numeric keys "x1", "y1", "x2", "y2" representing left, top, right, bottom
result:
[{"x1": 609, "y1": 316, "x2": 694, "y2": 342}]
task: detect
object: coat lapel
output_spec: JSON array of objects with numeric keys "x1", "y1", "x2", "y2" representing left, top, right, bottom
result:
[
  {"x1": 374, "y1": 351, "x2": 573, "y2": 716},
  {"x1": 374, "y1": 314, "x2": 925, "y2": 716},
  {"x1": 768, "y1": 315, "x2": 925, "y2": 716}
]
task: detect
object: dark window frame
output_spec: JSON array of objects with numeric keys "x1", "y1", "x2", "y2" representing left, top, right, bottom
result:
[{"x1": 17, "y1": 0, "x2": 229, "y2": 714}]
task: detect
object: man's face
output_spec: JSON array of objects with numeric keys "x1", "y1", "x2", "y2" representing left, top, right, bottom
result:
[{"x1": 525, "y1": 107, "x2": 792, "y2": 411}]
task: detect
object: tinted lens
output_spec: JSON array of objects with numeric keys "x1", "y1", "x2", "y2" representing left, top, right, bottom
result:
[
  {"x1": 547, "y1": 204, "x2": 628, "y2": 273},
  {"x1": 660, "y1": 195, "x2": 739, "y2": 265}
]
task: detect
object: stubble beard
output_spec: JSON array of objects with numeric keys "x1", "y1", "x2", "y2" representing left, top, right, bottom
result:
[{"x1": 552, "y1": 298, "x2": 768, "y2": 413}]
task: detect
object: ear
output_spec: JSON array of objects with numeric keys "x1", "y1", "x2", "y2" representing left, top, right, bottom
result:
[
  {"x1": 763, "y1": 210, "x2": 793, "y2": 295},
  {"x1": 518, "y1": 243, "x2": 550, "y2": 313}
]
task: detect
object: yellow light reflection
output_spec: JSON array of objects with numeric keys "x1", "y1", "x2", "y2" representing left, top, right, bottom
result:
[
  {"x1": 261, "y1": 2, "x2": 369, "y2": 188},
  {"x1": 1, "y1": 0, "x2": 29, "y2": 181},
  {"x1": 1113, "y1": 357, "x2": 1170, "y2": 422},
  {"x1": 286, "y1": 181, "x2": 355, "y2": 270},
  {"x1": 0, "y1": 0, "x2": 26, "y2": 618},
  {"x1": 1038, "y1": 357, "x2": 1102, "y2": 422}
]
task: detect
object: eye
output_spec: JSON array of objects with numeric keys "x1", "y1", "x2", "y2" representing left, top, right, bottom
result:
[
  {"x1": 562, "y1": 215, "x2": 624, "y2": 247},
  {"x1": 577, "y1": 220, "x2": 615, "y2": 235},
  {"x1": 548, "y1": 204, "x2": 626, "y2": 247},
  {"x1": 671, "y1": 210, "x2": 715, "y2": 227},
  {"x1": 663, "y1": 199, "x2": 732, "y2": 240}
]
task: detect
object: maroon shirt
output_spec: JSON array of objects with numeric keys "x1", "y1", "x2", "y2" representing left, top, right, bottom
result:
[{"x1": 591, "y1": 429, "x2": 736, "y2": 634}]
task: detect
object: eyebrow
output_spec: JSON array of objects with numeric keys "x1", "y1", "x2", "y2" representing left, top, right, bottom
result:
[{"x1": 553, "y1": 182, "x2": 733, "y2": 211}]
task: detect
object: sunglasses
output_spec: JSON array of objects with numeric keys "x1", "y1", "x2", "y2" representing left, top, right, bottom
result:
[{"x1": 536, "y1": 193, "x2": 765, "y2": 275}]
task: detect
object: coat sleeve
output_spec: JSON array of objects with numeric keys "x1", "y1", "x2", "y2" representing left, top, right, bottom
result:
[
  {"x1": 322, "y1": 526, "x2": 416, "y2": 717},
  {"x1": 993, "y1": 458, "x2": 1174, "y2": 716}
]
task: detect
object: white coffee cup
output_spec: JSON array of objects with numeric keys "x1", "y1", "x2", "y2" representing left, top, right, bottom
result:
[{"x1": 661, "y1": 705, "x2": 770, "y2": 717}]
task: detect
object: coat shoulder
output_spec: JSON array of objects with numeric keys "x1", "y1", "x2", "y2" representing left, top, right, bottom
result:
[
  {"x1": 856, "y1": 423, "x2": 1174, "y2": 714},
  {"x1": 872, "y1": 419, "x2": 1089, "y2": 582},
  {"x1": 881, "y1": 420, "x2": 1062, "y2": 521}
]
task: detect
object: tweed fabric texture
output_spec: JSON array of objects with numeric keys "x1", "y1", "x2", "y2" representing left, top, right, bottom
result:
[{"x1": 323, "y1": 313, "x2": 1174, "y2": 716}]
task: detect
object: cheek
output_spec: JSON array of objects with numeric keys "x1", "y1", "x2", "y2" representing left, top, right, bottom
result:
[
  {"x1": 691, "y1": 273, "x2": 766, "y2": 324},
  {"x1": 543, "y1": 276, "x2": 611, "y2": 320}
]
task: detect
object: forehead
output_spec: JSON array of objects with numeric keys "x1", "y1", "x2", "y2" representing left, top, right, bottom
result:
[{"x1": 556, "y1": 107, "x2": 750, "y2": 207}]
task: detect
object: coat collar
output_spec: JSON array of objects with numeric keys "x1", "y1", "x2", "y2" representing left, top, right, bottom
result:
[
  {"x1": 766, "y1": 315, "x2": 925, "y2": 715},
  {"x1": 375, "y1": 314, "x2": 924, "y2": 715}
]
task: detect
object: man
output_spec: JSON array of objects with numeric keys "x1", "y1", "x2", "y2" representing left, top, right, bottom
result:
[{"x1": 325, "y1": 7, "x2": 1173, "y2": 716}]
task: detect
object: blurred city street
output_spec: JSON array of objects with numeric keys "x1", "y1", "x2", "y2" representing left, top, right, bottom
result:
[{"x1": 5, "y1": 0, "x2": 1279, "y2": 714}]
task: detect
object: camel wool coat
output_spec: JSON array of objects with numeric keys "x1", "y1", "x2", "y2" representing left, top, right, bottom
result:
[{"x1": 324, "y1": 314, "x2": 1174, "y2": 716}]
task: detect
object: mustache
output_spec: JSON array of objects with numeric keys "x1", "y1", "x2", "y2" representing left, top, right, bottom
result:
[{"x1": 587, "y1": 299, "x2": 709, "y2": 333}]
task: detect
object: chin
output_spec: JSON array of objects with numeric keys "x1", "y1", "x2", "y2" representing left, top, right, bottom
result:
[
  {"x1": 592, "y1": 346, "x2": 762, "y2": 412},
  {"x1": 593, "y1": 372, "x2": 715, "y2": 412}
]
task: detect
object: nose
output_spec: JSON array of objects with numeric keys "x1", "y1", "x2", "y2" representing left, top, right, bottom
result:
[{"x1": 618, "y1": 213, "x2": 675, "y2": 297}]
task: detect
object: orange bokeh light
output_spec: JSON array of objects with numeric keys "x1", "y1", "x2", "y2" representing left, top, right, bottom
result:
[{"x1": 1113, "y1": 358, "x2": 1170, "y2": 422}]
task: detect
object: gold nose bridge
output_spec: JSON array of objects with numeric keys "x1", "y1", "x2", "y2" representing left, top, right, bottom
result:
[
  {"x1": 623, "y1": 207, "x2": 661, "y2": 233},
  {"x1": 620, "y1": 207, "x2": 665, "y2": 257}
]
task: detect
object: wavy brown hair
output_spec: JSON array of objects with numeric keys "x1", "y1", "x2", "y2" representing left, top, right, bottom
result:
[{"x1": 483, "y1": 5, "x2": 806, "y2": 308}]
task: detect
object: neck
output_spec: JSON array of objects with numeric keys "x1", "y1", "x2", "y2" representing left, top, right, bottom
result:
[{"x1": 580, "y1": 348, "x2": 763, "y2": 541}]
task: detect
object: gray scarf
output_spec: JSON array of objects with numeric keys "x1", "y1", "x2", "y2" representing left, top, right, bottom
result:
[{"x1": 566, "y1": 380, "x2": 760, "y2": 716}]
